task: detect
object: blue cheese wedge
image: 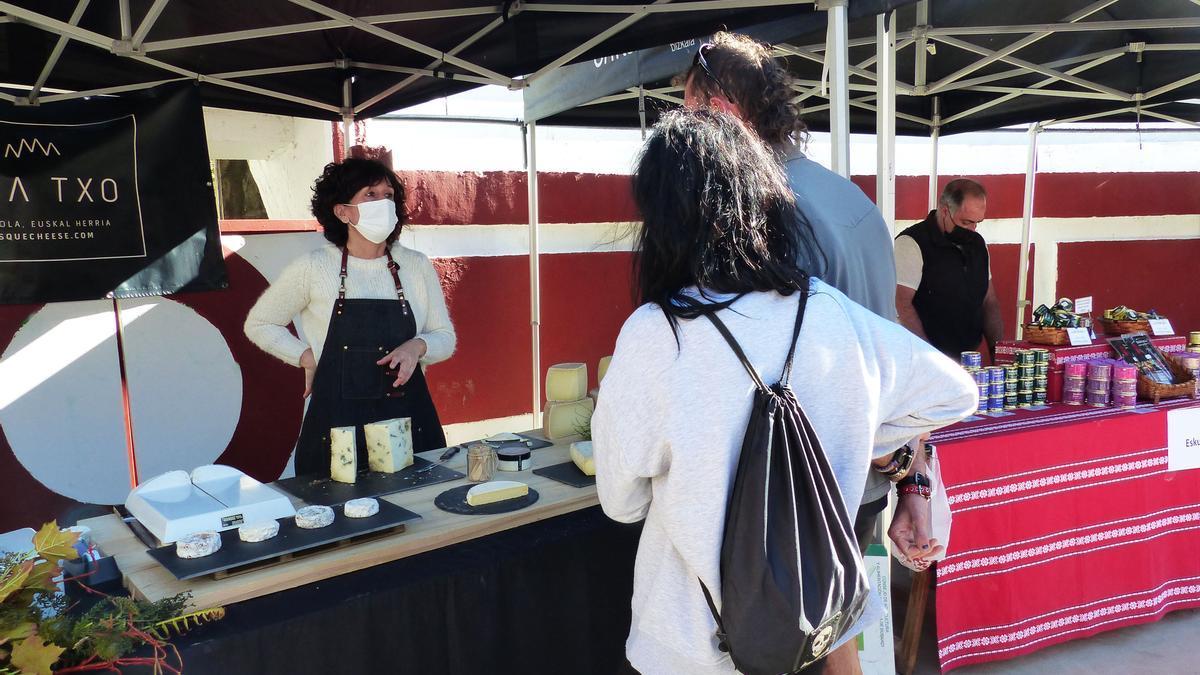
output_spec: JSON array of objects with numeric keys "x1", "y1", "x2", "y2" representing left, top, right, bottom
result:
[
  {"x1": 344, "y1": 497, "x2": 380, "y2": 518},
  {"x1": 295, "y1": 505, "x2": 335, "y2": 529},
  {"x1": 330, "y1": 426, "x2": 357, "y2": 483},
  {"x1": 238, "y1": 521, "x2": 280, "y2": 543},
  {"x1": 570, "y1": 441, "x2": 595, "y2": 476},
  {"x1": 364, "y1": 418, "x2": 413, "y2": 473},
  {"x1": 466, "y1": 480, "x2": 529, "y2": 507},
  {"x1": 176, "y1": 531, "x2": 221, "y2": 558}
]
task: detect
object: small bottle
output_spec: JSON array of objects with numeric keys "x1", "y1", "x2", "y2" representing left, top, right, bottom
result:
[{"x1": 467, "y1": 443, "x2": 497, "y2": 482}]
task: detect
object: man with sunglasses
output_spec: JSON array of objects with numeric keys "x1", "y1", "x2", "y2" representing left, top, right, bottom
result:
[
  {"x1": 895, "y1": 179, "x2": 1003, "y2": 363},
  {"x1": 682, "y1": 32, "x2": 912, "y2": 675}
]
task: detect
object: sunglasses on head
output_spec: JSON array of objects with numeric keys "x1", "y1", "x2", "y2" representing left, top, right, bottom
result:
[{"x1": 692, "y1": 43, "x2": 732, "y2": 99}]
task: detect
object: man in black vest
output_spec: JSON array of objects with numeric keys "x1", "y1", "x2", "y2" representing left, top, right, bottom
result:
[{"x1": 895, "y1": 179, "x2": 1003, "y2": 362}]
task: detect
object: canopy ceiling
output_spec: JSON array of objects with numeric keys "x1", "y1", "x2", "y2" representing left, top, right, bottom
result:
[{"x1": 526, "y1": 0, "x2": 1200, "y2": 135}]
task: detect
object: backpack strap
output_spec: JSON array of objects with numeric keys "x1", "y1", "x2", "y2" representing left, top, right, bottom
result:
[
  {"x1": 674, "y1": 294, "x2": 769, "y2": 393},
  {"x1": 780, "y1": 289, "x2": 810, "y2": 385},
  {"x1": 698, "y1": 579, "x2": 732, "y2": 653}
]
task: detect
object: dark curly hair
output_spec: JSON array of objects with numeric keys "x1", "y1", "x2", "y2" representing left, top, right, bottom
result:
[
  {"x1": 632, "y1": 108, "x2": 824, "y2": 337},
  {"x1": 310, "y1": 158, "x2": 406, "y2": 246},
  {"x1": 681, "y1": 31, "x2": 808, "y2": 149}
]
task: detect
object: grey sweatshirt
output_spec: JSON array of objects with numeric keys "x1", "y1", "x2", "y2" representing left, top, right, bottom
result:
[{"x1": 592, "y1": 280, "x2": 977, "y2": 675}]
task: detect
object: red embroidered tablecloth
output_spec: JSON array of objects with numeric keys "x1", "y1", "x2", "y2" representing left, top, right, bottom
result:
[{"x1": 930, "y1": 399, "x2": 1200, "y2": 671}]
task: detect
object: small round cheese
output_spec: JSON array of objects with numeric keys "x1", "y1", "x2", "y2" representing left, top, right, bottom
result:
[
  {"x1": 238, "y1": 521, "x2": 280, "y2": 543},
  {"x1": 176, "y1": 531, "x2": 222, "y2": 559},
  {"x1": 344, "y1": 497, "x2": 379, "y2": 518},
  {"x1": 295, "y1": 505, "x2": 335, "y2": 529}
]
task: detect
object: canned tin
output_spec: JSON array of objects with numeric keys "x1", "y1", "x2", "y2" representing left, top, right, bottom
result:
[
  {"x1": 1031, "y1": 348, "x2": 1050, "y2": 364},
  {"x1": 1112, "y1": 380, "x2": 1137, "y2": 395},
  {"x1": 1063, "y1": 389, "x2": 1085, "y2": 405},
  {"x1": 989, "y1": 383, "x2": 1006, "y2": 397},
  {"x1": 1113, "y1": 392, "x2": 1137, "y2": 409},
  {"x1": 1003, "y1": 365, "x2": 1019, "y2": 382},
  {"x1": 961, "y1": 351, "x2": 983, "y2": 369},
  {"x1": 1033, "y1": 389, "x2": 1047, "y2": 405},
  {"x1": 1064, "y1": 362, "x2": 1087, "y2": 377},
  {"x1": 988, "y1": 394, "x2": 1004, "y2": 412},
  {"x1": 1016, "y1": 350, "x2": 1036, "y2": 366},
  {"x1": 1063, "y1": 375, "x2": 1087, "y2": 392},
  {"x1": 1005, "y1": 379, "x2": 1018, "y2": 393},
  {"x1": 1004, "y1": 393, "x2": 1018, "y2": 410},
  {"x1": 1034, "y1": 363, "x2": 1049, "y2": 378},
  {"x1": 1189, "y1": 331, "x2": 1200, "y2": 348},
  {"x1": 973, "y1": 370, "x2": 990, "y2": 385},
  {"x1": 1019, "y1": 377, "x2": 1034, "y2": 393},
  {"x1": 1086, "y1": 390, "x2": 1109, "y2": 407},
  {"x1": 1018, "y1": 391, "x2": 1033, "y2": 407},
  {"x1": 1018, "y1": 365, "x2": 1036, "y2": 379},
  {"x1": 987, "y1": 366, "x2": 1006, "y2": 383},
  {"x1": 1113, "y1": 364, "x2": 1138, "y2": 381},
  {"x1": 1034, "y1": 376, "x2": 1048, "y2": 390},
  {"x1": 1087, "y1": 361, "x2": 1113, "y2": 379}
]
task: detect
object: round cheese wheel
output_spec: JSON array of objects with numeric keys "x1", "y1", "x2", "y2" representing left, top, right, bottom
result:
[
  {"x1": 295, "y1": 505, "x2": 335, "y2": 529},
  {"x1": 344, "y1": 497, "x2": 380, "y2": 518},
  {"x1": 176, "y1": 531, "x2": 222, "y2": 559},
  {"x1": 238, "y1": 521, "x2": 280, "y2": 543}
]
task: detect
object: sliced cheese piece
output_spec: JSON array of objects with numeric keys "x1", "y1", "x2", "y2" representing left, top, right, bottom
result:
[
  {"x1": 238, "y1": 521, "x2": 280, "y2": 543},
  {"x1": 484, "y1": 432, "x2": 522, "y2": 443},
  {"x1": 598, "y1": 356, "x2": 613, "y2": 384},
  {"x1": 176, "y1": 531, "x2": 221, "y2": 559},
  {"x1": 546, "y1": 362, "x2": 588, "y2": 402},
  {"x1": 330, "y1": 426, "x2": 357, "y2": 483},
  {"x1": 466, "y1": 480, "x2": 529, "y2": 507},
  {"x1": 570, "y1": 441, "x2": 596, "y2": 476},
  {"x1": 364, "y1": 417, "x2": 413, "y2": 473},
  {"x1": 295, "y1": 505, "x2": 335, "y2": 529},
  {"x1": 543, "y1": 397, "x2": 595, "y2": 440},
  {"x1": 344, "y1": 497, "x2": 380, "y2": 518}
]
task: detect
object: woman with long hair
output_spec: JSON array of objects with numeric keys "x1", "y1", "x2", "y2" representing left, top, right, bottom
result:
[
  {"x1": 591, "y1": 109, "x2": 976, "y2": 674},
  {"x1": 245, "y1": 158, "x2": 455, "y2": 477}
]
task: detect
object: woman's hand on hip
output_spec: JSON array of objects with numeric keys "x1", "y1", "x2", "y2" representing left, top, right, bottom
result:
[
  {"x1": 299, "y1": 348, "x2": 317, "y2": 398},
  {"x1": 378, "y1": 338, "x2": 428, "y2": 388}
]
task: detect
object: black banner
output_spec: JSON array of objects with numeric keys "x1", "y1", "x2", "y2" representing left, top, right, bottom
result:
[{"x1": 0, "y1": 82, "x2": 226, "y2": 303}]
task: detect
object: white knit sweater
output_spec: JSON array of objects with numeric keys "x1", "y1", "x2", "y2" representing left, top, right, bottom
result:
[
  {"x1": 592, "y1": 280, "x2": 977, "y2": 675},
  {"x1": 244, "y1": 242, "x2": 456, "y2": 367}
]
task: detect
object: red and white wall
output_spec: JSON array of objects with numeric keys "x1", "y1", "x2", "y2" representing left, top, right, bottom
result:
[{"x1": 1, "y1": 114, "x2": 1197, "y2": 535}]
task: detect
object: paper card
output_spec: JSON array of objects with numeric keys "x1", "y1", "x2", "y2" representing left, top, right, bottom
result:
[
  {"x1": 986, "y1": 411, "x2": 1016, "y2": 417},
  {"x1": 1150, "y1": 319, "x2": 1175, "y2": 336},
  {"x1": 1067, "y1": 327, "x2": 1093, "y2": 346},
  {"x1": 961, "y1": 415, "x2": 985, "y2": 423},
  {"x1": 1026, "y1": 405, "x2": 1051, "y2": 411},
  {"x1": 1075, "y1": 296, "x2": 1093, "y2": 314},
  {"x1": 857, "y1": 543, "x2": 895, "y2": 675},
  {"x1": 1168, "y1": 407, "x2": 1200, "y2": 471}
]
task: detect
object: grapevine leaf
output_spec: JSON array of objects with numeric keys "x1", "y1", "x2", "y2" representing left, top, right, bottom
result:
[
  {"x1": 9, "y1": 632, "x2": 64, "y2": 675},
  {"x1": 0, "y1": 561, "x2": 33, "y2": 604},
  {"x1": 32, "y1": 522, "x2": 78, "y2": 564}
]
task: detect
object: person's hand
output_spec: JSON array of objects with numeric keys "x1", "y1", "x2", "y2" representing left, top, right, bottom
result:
[
  {"x1": 299, "y1": 348, "x2": 317, "y2": 398},
  {"x1": 378, "y1": 338, "x2": 427, "y2": 388},
  {"x1": 889, "y1": 492, "x2": 943, "y2": 571}
]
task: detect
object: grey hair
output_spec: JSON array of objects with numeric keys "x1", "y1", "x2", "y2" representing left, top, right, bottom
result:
[{"x1": 939, "y1": 178, "x2": 987, "y2": 214}]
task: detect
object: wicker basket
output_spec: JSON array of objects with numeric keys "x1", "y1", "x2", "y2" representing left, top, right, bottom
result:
[
  {"x1": 1137, "y1": 354, "x2": 1199, "y2": 404},
  {"x1": 1023, "y1": 324, "x2": 1070, "y2": 346},
  {"x1": 1098, "y1": 317, "x2": 1154, "y2": 335}
]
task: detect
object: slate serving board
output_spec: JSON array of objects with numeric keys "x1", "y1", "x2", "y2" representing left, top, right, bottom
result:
[
  {"x1": 533, "y1": 461, "x2": 595, "y2": 488},
  {"x1": 434, "y1": 485, "x2": 540, "y2": 515},
  {"x1": 274, "y1": 456, "x2": 464, "y2": 506}
]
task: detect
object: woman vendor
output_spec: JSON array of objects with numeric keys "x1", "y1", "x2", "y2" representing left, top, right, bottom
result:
[{"x1": 245, "y1": 158, "x2": 455, "y2": 476}]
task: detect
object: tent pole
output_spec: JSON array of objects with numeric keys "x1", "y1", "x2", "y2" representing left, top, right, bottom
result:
[
  {"x1": 928, "y1": 96, "x2": 941, "y2": 210},
  {"x1": 824, "y1": 0, "x2": 851, "y2": 177},
  {"x1": 638, "y1": 85, "x2": 647, "y2": 140},
  {"x1": 525, "y1": 121, "x2": 543, "y2": 428},
  {"x1": 1015, "y1": 122, "x2": 1041, "y2": 341},
  {"x1": 341, "y1": 76, "x2": 354, "y2": 157},
  {"x1": 875, "y1": 10, "x2": 896, "y2": 233}
]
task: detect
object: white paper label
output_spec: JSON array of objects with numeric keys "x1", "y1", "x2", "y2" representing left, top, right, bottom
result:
[
  {"x1": 1074, "y1": 296, "x2": 1093, "y2": 314},
  {"x1": 1168, "y1": 407, "x2": 1200, "y2": 472},
  {"x1": 1149, "y1": 319, "x2": 1175, "y2": 336},
  {"x1": 1067, "y1": 327, "x2": 1092, "y2": 346}
]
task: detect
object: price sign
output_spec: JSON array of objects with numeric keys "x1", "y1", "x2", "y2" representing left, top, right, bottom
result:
[
  {"x1": 1149, "y1": 318, "x2": 1175, "y2": 336},
  {"x1": 1067, "y1": 327, "x2": 1093, "y2": 346},
  {"x1": 1074, "y1": 296, "x2": 1093, "y2": 314},
  {"x1": 1168, "y1": 407, "x2": 1200, "y2": 471}
]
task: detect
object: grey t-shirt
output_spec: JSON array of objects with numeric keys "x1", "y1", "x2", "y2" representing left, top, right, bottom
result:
[{"x1": 783, "y1": 147, "x2": 898, "y2": 504}]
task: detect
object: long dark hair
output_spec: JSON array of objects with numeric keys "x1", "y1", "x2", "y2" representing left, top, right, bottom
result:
[
  {"x1": 310, "y1": 158, "x2": 406, "y2": 246},
  {"x1": 632, "y1": 108, "x2": 823, "y2": 334}
]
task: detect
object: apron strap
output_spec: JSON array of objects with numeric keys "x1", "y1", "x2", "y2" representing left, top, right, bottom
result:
[{"x1": 338, "y1": 247, "x2": 409, "y2": 315}]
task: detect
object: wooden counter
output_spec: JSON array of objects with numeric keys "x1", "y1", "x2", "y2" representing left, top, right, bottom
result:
[{"x1": 82, "y1": 433, "x2": 598, "y2": 609}]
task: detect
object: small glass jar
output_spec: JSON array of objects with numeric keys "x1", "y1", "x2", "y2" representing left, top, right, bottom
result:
[{"x1": 467, "y1": 443, "x2": 497, "y2": 482}]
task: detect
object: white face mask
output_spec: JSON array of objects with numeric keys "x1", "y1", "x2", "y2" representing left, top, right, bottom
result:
[{"x1": 348, "y1": 198, "x2": 398, "y2": 244}]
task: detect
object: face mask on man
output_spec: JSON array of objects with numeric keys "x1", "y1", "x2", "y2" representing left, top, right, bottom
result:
[{"x1": 348, "y1": 198, "x2": 398, "y2": 244}]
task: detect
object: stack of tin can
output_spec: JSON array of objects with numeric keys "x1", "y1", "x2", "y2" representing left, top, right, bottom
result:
[
  {"x1": 1032, "y1": 349, "x2": 1049, "y2": 406},
  {"x1": 1003, "y1": 364, "x2": 1019, "y2": 410},
  {"x1": 1111, "y1": 362, "x2": 1138, "y2": 409},
  {"x1": 961, "y1": 351, "x2": 987, "y2": 414},
  {"x1": 1010, "y1": 348, "x2": 1047, "y2": 408},
  {"x1": 1086, "y1": 361, "x2": 1113, "y2": 407},
  {"x1": 1177, "y1": 352, "x2": 1200, "y2": 398},
  {"x1": 986, "y1": 366, "x2": 1006, "y2": 413},
  {"x1": 1063, "y1": 362, "x2": 1087, "y2": 405}
]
